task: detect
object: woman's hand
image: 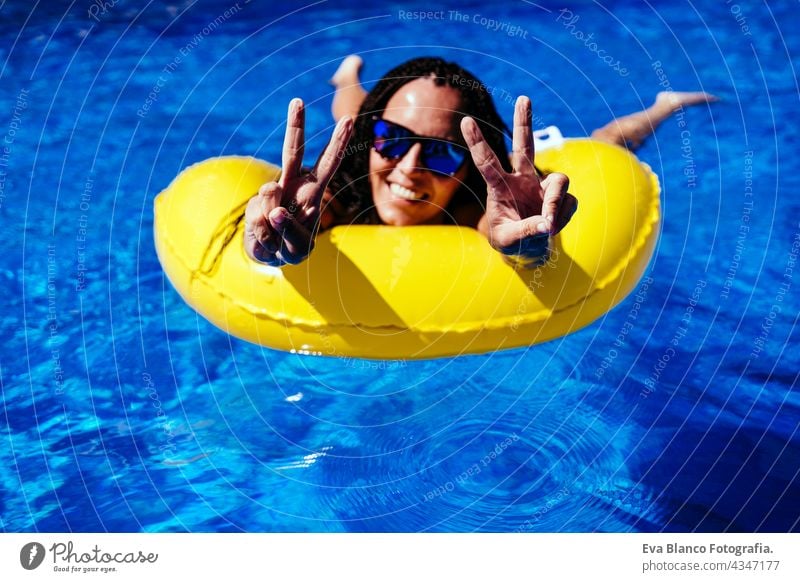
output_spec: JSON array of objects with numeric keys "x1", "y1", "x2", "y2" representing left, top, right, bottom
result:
[
  {"x1": 244, "y1": 98, "x2": 353, "y2": 266},
  {"x1": 461, "y1": 96, "x2": 577, "y2": 259}
]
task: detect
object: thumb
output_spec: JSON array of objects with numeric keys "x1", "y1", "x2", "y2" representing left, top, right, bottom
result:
[{"x1": 492, "y1": 216, "x2": 551, "y2": 249}]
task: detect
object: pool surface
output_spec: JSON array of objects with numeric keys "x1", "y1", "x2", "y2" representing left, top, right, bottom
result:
[{"x1": 1, "y1": 0, "x2": 798, "y2": 532}]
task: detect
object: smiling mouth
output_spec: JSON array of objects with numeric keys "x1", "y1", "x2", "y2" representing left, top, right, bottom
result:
[{"x1": 389, "y1": 182, "x2": 428, "y2": 201}]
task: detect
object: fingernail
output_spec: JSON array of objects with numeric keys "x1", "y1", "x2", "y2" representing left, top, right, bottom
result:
[
  {"x1": 272, "y1": 210, "x2": 286, "y2": 226},
  {"x1": 536, "y1": 221, "x2": 549, "y2": 234}
]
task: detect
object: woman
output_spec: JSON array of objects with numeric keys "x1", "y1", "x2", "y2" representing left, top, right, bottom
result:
[{"x1": 244, "y1": 57, "x2": 714, "y2": 267}]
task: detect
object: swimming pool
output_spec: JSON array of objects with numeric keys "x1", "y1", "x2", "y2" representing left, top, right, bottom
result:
[{"x1": 1, "y1": 0, "x2": 798, "y2": 532}]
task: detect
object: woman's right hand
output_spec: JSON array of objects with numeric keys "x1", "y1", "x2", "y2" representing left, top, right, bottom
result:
[{"x1": 244, "y1": 98, "x2": 353, "y2": 266}]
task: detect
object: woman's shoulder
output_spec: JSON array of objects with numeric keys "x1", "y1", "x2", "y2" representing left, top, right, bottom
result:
[
  {"x1": 319, "y1": 187, "x2": 376, "y2": 229},
  {"x1": 451, "y1": 200, "x2": 484, "y2": 229}
]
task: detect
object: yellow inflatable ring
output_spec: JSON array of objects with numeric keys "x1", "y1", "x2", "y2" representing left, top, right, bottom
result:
[{"x1": 154, "y1": 138, "x2": 660, "y2": 359}]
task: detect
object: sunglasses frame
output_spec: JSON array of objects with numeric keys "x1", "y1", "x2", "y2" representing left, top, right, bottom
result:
[{"x1": 370, "y1": 115, "x2": 468, "y2": 177}]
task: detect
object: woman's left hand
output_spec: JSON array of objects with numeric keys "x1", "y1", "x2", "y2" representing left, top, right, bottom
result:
[{"x1": 461, "y1": 96, "x2": 577, "y2": 253}]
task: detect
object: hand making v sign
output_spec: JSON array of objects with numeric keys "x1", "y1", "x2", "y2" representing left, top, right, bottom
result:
[{"x1": 244, "y1": 98, "x2": 354, "y2": 266}]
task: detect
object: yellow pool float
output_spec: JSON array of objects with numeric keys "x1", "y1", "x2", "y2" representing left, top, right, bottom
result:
[{"x1": 154, "y1": 136, "x2": 660, "y2": 359}]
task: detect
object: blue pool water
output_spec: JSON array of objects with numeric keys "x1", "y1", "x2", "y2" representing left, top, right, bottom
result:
[{"x1": 1, "y1": 0, "x2": 798, "y2": 532}]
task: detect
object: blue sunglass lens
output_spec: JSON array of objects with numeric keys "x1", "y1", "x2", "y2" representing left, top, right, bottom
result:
[
  {"x1": 373, "y1": 118, "x2": 466, "y2": 176},
  {"x1": 422, "y1": 142, "x2": 466, "y2": 176},
  {"x1": 373, "y1": 119, "x2": 411, "y2": 156}
]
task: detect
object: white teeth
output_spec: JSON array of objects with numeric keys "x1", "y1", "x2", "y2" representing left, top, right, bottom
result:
[{"x1": 389, "y1": 182, "x2": 424, "y2": 200}]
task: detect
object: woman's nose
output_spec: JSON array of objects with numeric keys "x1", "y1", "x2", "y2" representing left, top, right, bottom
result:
[{"x1": 396, "y1": 142, "x2": 425, "y2": 174}]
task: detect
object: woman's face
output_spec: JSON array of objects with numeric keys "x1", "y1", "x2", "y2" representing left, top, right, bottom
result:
[{"x1": 368, "y1": 77, "x2": 470, "y2": 226}]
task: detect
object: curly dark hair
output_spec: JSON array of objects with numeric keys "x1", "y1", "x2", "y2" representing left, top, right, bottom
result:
[{"x1": 328, "y1": 57, "x2": 512, "y2": 224}]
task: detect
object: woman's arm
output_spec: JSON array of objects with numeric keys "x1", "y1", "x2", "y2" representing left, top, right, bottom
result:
[{"x1": 318, "y1": 187, "x2": 355, "y2": 231}]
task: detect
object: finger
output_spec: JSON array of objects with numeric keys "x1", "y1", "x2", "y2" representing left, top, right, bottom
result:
[
  {"x1": 244, "y1": 195, "x2": 265, "y2": 233},
  {"x1": 540, "y1": 172, "x2": 569, "y2": 230},
  {"x1": 249, "y1": 241, "x2": 282, "y2": 266},
  {"x1": 495, "y1": 216, "x2": 551, "y2": 246},
  {"x1": 269, "y1": 207, "x2": 315, "y2": 265},
  {"x1": 553, "y1": 193, "x2": 578, "y2": 235},
  {"x1": 511, "y1": 96, "x2": 535, "y2": 174},
  {"x1": 253, "y1": 245, "x2": 284, "y2": 267},
  {"x1": 461, "y1": 117, "x2": 507, "y2": 192},
  {"x1": 245, "y1": 191, "x2": 274, "y2": 244},
  {"x1": 312, "y1": 115, "x2": 354, "y2": 194},
  {"x1": 244, "y1": 221, "x2": 280, "y2": 264},
  {"x1": 256, "y1": 181, "x2": 282, "y2": 230},
  {"x1": 280, "y1": 98, "x2": 305, "y2": 189}
]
